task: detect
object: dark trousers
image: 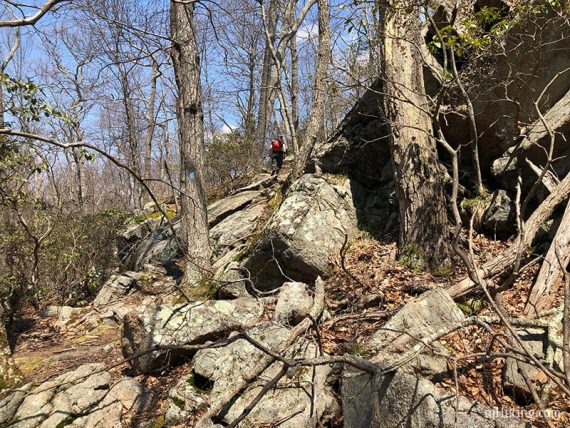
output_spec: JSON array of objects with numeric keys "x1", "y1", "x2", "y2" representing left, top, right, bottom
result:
[{"x1": 271, "y1": 151, "x2": 284, "y2": 172}]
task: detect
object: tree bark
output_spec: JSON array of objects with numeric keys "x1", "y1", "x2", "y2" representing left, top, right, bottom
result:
[
  {"x1": 170, "y1": 1, "x2": 212, "y2": 286},
  {"x1": 525, "y1": 198, "x2": 570, "y2": 316},
  {"x1": 143, "y1": 59, "x2": 159, "y2": 203},
  {"x1": 296, "y1": 0, "x2": 331, "y2": 173},
  {"x1": 380, "y1": 0, "x2": 449, "y2": 269},
  {"x1": 253, "y1": 0, "x2": 278, "y2": 160}
]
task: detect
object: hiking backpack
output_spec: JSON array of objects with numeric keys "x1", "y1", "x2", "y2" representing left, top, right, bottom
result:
[{"x1": 271, "y1": 139, "x2": 282, "y2": 152}]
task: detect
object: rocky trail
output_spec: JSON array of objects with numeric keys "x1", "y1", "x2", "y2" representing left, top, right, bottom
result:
[{"x1": 2, "y1": 163, "x2": 568, "y2": 427}]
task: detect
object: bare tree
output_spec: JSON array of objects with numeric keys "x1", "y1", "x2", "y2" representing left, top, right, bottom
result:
[{"x1": 170, "y1": 0, "x2": 212, "y2": 286}]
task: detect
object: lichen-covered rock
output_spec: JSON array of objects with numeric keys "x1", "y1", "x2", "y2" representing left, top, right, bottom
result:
[
  {"x1": 9, "y1": 364, "x2": 109, "y2": 427},
  {"x1": 208, "y1": 190, "x2": 261, "y2": 227},
  {"x1": 164, "y1": 374, "x2": 209, "y2": 425},
  {"x1": 209, "y1": 203, "x2": 265, "y2": 260},
  {"x1": 368, "y1": 288, "x2": 465, "y2": 379},
  {"x1": 70, "y1": 378, "x2": 154, "y2": 427},
  {"x1": 342, "y1": 368, "x2": 528, "y2": 428},
  {"x1": 273, "y1": 282, "x2": 313, "y2": 326},
  {"x1": 244, "y1": 174, "x2": 358, "y2": 288},
  {"x1": 215, "y1": 262, "x2": 250, "y2": 299},
  {"x1": 93, "y1": 272, "x2": 141, "y2": 307},
  {"x1": 121, "y1": 298, "x2": 264, "y2": 374},
  {"x1": 189, "y1": 322, "x2": 339, "y2": 427}
]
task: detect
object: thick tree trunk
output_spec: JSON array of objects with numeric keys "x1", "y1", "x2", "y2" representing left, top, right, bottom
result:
[
  {"x1": 380, "y1": 0, "x2": 449, "y2": 269},
  {"x1": 296, "y1": 0, "x2": 331, "y2": 173},
  {"x1": 170, "y1": 1, "x2": 213, "y2": 286}
]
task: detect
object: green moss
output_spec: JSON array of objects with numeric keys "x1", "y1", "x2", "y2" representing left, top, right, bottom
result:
[
  {"x1": 151, "y1": 414, "x2": 165, "y2": 428},
  {"x1": 322, "y1": 173, "x2": 349, "y2": 186},
  {"x1": 399, "y1": 244, "x2": 450, "y2": 274},
  {"x1": 171, "y1": 395, "x2": 186, "y2": 410},
  {"x1": 267, "y1": 191, "x2": 282, "y2": 210},
  {"x1": 16, "y1": 356, "x2": 53, "y2": 377}
]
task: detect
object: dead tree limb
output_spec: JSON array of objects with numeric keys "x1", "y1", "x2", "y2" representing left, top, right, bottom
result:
[
  {"x1": 525, "y1": 198, "x2": 570, "y2": 316},
  {"x1": 447, "y1": 171, "x2": 570, "y2": 299}
]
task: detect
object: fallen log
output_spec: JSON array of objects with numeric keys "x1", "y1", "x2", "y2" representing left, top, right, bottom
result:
[
  {"x1": 447, "y1": 171, "x2": 570, "y2": 299},
  {"x1": 524, "y1": 198, "x2": 570, "y2": 316}
]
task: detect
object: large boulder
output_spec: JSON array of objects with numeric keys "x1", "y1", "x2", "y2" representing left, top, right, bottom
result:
[
  {"x1": 126, "y1": 188, "x2": 265, "y2": 270},
  {"x1": 244, "y1": 174, "x2": 358, "y2": 289},
  {"x1": 209, "y1": 203, "x2": 265, "y2": 260},
  {"x1": 342, "y1": 368, "x2": 528, "y2": 428},
  {"x1": 2, "y1": 364, "x2": 154, "y2": 428},
  {"x1": 165, "y1": 322, "x2": 339, "y2": 427},
  {"x1": 121, "y1": 298, "x2": 264, "y2": 374}
]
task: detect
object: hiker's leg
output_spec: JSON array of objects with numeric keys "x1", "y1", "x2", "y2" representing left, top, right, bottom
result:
[{"x1": 277, "y1": 152, "x2": 283, "y2": 170}]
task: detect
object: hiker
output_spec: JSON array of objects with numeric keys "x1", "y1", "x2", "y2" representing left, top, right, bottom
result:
[{"x1": 269, "y1": 134, "x2": 286, "y2": 175}]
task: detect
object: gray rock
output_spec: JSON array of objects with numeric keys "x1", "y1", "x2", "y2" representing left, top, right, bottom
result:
[
  {"x1": 10, "y1": 363, "x2": 109, "y2": 428},
  {"x1": 367, "y1": 288, "x2": 465, "y2": 379},
  {"x1": 342, "y1": 368, "x2": 529, "y2": 428},
  {"x1": 208, "y1": 190, "x2": 261, "y2": 227},
  {"x1": 209, "y1": 203, "x2": 265, "y2": 260},
  {"x1": 164, "y1": 375, "x2": 209, "y2": 425},
  {"x1": 190, "y1": 322, "x2": 339, "y2": 426},
  {"x1": 192, "y1": 323, "x2": 290, "y2": 408},
  {"x1": 215, "y1": 262, "x2": 250, "y2": 299},
  {"x1": 93, "y1": 272, "x2": 140, "y2": 307},
  {"x1": 481, "y1": 190, "x2": 515, "y2": 236},
  {"x1": 502, "y1": 327, "x2": 564, "y2": 403},
  {"x1": 127, "y1": 189, "x2": 264, "y2": 270},
  {"x1": 0, "y1": 383, "x2": 32, "y2": 425},
  {"x1": 121, "y1": 298, "x2": 264, "y2": 374},
  {"x1": 70, "y1": 378, "x2": 154, "y2": 428},
  {"x1": 273, "y1": 282, "x2": 313, "y2": 326},
  {"x1": 245, "y1": 174, "x2": 358, "y2": 288}
]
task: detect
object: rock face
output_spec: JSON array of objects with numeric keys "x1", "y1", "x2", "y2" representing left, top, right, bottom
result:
[
  {"x1": 342, "y1": 368, "x2": 527, "y2": 428},
  {"x1": 481, "y1": 189, "x2": 516, "y2": 236},
  {"x1": 121, "y1": 298, "x2": 264, "y2": 374},
  {"x1": 164, "y1": 322, "x2": 339, "y2": 427},
  {"x1": 367, "y1": 288, "x2": 465, "y2": 379},
  {"x1": 127, "y1": 187, "x2": 267, "y2": 271},
  {"x1": 1, "y1": 364, "x2": 154, "y2": 428},
  {"x1": 244, "y1": 174, "x2": 358, "y2": 288}
]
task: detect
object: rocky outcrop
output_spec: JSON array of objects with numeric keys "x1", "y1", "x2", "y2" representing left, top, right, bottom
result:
[
  {"x1": 126, "y1": 186, "x2": 268, "y2": 271},
  {"x1": 367, "y1": 288, "x2": 466, "y2": 379},
  {"x1": 1, "y1": 364, "x2": 154, "y2": 428},
  {"x1": 164, "y1": 322, "x2": 339, "y2": 426},
  {"x1": 121, "y1": 298, "x2": 264, "y2": 374},
  {"x1": 244, "y1": 174, "x2": 358, "y2": 288},
  {"x1": 342, "y1": 368, "x2": 528, "y2": 428}
]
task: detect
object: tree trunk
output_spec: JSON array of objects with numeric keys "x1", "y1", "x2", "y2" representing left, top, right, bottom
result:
[
  {"x1": 0, "y1": 317, "x2": 23, "y2": 390},
  {"x1": 380, "y1": 0, "x2": 449, "y2": 269},
  {"x1": 296, "y1": 0, "x2": 331, "y2": 173},
  {"x1": 143, "y1": 59, "x2": 159, "y2": 203},
  {"x1": 170, "y1": 1, "x2": 212, "y2": 286},
  {"x1": 253, "y1": 0, "x2": 278, "y2": 160}
]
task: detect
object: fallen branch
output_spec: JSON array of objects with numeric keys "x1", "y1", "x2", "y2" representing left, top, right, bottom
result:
[
  {"x1": 447, "y1": 171, "x2": 570, "y2": 298},
  {"x1": 524, "y1": 198, "x2": 570, "y2": 316}
]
